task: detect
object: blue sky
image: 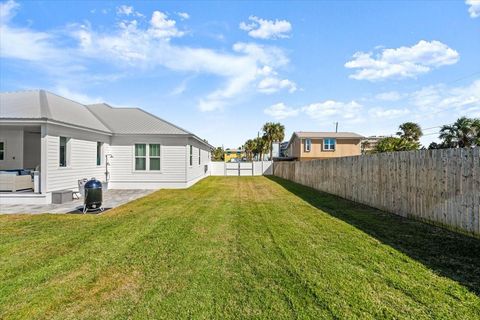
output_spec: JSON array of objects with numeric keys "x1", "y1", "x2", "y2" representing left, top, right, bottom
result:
[{"x1": 1, "y1": 0, "x2": 479, "y2": 148}]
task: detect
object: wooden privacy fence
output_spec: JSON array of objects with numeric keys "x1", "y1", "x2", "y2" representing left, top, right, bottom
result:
[{"x1": 273, "y1": 148, "x2": 480, "y2": 237}]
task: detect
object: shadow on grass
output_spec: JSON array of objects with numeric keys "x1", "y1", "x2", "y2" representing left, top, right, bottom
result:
[{"x1": 267, "y1": 176, "x2": 480, "y2": 296}]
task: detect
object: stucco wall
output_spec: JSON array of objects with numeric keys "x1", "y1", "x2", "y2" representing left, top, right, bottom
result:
[{"x1": 300, "y1": 138, "x2": 361, "y2": 160}]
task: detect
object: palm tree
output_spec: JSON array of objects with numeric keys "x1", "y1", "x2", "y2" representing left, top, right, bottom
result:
[
  {"x1": 253, "y1": 136, "x2": 268, "y2": 161},
  {"x1": 439, "y1": 117, "x2": 475, "y2": 148},
  {"x1": 472, "y1": 118, "x2": 480, "y2": 146},
  {"x1": 244, "y1": 139, "x2": 255, "y2": 161},
  {"x1": 262, "y1": 122, "x2": 285, "y2": 160},
  {"x1": 397, "y1": 122, "x2": 423, "y2": 142},
  {"x1": 361, "y1": 140, "x2": 370, "y2": 154}
]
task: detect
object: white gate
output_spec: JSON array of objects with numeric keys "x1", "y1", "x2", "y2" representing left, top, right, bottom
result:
[{"x1": 210, "y1": 161, "x2": 273, "y2": 176}]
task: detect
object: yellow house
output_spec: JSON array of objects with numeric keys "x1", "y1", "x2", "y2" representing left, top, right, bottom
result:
[
  {"x1": 224, "y1": 149, "x2": 245, "y2": 162},
  {"x1": 286, "y1": 132, "x2": 363, "y2": 160}
]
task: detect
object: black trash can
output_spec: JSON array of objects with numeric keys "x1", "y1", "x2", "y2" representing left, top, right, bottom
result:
[{"x1": 83, "y1": 178, "x2": 103, "y2": 213}]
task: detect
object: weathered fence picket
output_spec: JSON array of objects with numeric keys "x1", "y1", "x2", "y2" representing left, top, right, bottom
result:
[{"x1": 273, "y1": 148, "x2": 480, "y2": 237}]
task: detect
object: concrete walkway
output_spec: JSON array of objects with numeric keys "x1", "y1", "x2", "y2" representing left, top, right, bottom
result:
[{"x1": 0, "y1": 189, "x2": 155, "y2": 214}]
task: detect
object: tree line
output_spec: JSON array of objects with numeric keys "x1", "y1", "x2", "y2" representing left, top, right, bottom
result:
[
  {"x1": 212, "y1": 122, "x2": 285, "y2": 161},
  {"x1": 368, "y1": 117, "x2": 480, "y2": 153}
]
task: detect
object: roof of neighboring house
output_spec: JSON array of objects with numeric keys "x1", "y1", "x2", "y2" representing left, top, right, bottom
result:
[
  {"x1": 0, "y1": 90, "x2": 111, "y2": 133},
  {"x1": 293, "y1": 132, "x2": 364, "y2": 139},
  {"x1": 86, "y1": 103, "x2": 190, "y2": 135}
]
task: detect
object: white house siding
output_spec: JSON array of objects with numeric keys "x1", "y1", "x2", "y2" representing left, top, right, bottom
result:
[
  {"x1": 107, "y1": 135, "x2": 189, "y2": 189},
  {"x1": 45, "y1": 124, "x2": 110, "y2": 192},
  {"x1": 186, "y1": 138, "x2": 211, "y2": 186}
]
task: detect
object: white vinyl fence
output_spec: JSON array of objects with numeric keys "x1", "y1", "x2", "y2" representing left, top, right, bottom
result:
[{"x1": 210, "y1": 161, "x2": 273, "y2": 176}]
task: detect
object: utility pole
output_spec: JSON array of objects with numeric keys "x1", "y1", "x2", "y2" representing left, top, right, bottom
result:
[{"x1": 335, "y1": 122, "x2": 338, "y2": 133}]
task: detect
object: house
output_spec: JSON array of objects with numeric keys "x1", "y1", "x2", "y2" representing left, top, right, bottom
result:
[
  {"x1": 224, "y1": 149, "x2": 245, "y2": 162},
  {"x1": 279, "y1": 141, "x2": 289, "y2": 158},
  {"x1": 361, "y1": 135, "x2": 387, "y2": 154},
  {"x1": 286, "y1": 132, "x2": 364, "y2": 160},
  {"x1": 0, "y1": 90, "x2": 213, "y2": 204}
]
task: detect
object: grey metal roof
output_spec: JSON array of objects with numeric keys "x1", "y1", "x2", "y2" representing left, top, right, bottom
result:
[
  {"x1": 0, "y1": 90, "x2": 110, "y2": 133},
  {"x1": 1, "y1": 90, "x2": 212, "y2": 148},
  {"x1": 294, "y1": 131, "x2": 364, "y2": 139},
  {"x1": 86, "y1": 103, "x2": 190, "y2": 135}
]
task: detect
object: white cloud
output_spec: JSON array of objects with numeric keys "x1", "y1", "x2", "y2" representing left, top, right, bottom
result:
[
  {"x1": 302, "y1": 100, "x2": 363, "y2": 121},
  {"x1": 410, "y1": 79, "x2": 480, "y2": 116},
  {"x1": 149, "y1": 10, "x2": 184, "y2": 39},
  {"x1": 258, "y1": 77, "x2": 297, "y2": 94},
  {"x1": 264, "y1": 103, "x2": 299, "y2": 119},
  {"x1": 54, "y1": 87, "x2": 103, "y2": 105},
  {"x1": 177, "y1": 12, "x2": 190, "y2": 20},
  {"x1": 374, "y1": 91, "x2": 402, "y2": 101},
  {"x1": 0, "y1": 0, "x2": 62, "y2": 61},
  {"x1": 345, "y1": 40, "x2": 459, "y2": 81},
  {"x1": 368, "y1": 107, "x2": 410, "y2": 119},
  {"x1": 262, "y1": 99, "x2": 364, "y2": 123},
  {"x1": 0, "y1": 0, "x2": 17, "y2": 21},
  {"x1": 117, "y1": 5, "x2": 133, "y2": 16},
  {"x1": 466, "y1": 0, "x2": 480, "y2": 18},
  {"x1": 239, "y1": 16, "x2": 292, "y2": 39},
  {"x1": 1, "y1": 1, "x2": 296, "y2": 111},
  {"x1": 116, "y1": 5, "x2": 143, "y2": 17}
]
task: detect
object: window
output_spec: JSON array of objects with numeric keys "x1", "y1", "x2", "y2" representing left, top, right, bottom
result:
[
  {"x1": 135, "y1": 144, "x2": 161, "y2": 171},
  {"x1": 149, "y1": 144, "x2": 161, "y2": 171},
  {"x1": 0, "y1": 141, "x2": 4, "y2": 161},
  {"x1": 324, "y1": 138, "x2": 336, "y2": 151},
  {"x1": 304, "y1": 138, "x2": 311, "y2": 152},
  {"x1": 189, "y1": 145, "x2": 193, "y2": 166},
  {"x1": 198, "y1": 149, "x2": 201, "y2": 165},
  {"x1": 59, "y1": 137, "x2": 69, "y2": 167},
  {"x1": 135, "y1": 144, "x2": 147, "y2": 170},
  {"x1": 96, "y1": 142, "x2": 103, "y2": 166}
]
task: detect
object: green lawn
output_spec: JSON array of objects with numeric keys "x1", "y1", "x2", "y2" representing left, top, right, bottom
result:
[{"x1": 1, "y1": 176, "x2": 479, "y2": 319}]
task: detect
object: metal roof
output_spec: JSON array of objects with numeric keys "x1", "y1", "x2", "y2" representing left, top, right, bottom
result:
[
  {"x1": 0, "y1": 90, "x2": 212, "y2": 148},
  {"x1": 294, "y1": 131, "x2": 364, "y2": 139},
  {"x1": 86, "y1": 103, "x2": 190, "y2": 135},
  {"x1": 0, "y1": 90, "x2": 110, "y2": 133},
  {"x1": 1, "y1": 90, "x2": 196, "y2": 136}
]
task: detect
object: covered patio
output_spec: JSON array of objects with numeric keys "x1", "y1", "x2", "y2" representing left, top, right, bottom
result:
[{"x1": 0, "y1": 125, "x2": 42, "y2": 198}]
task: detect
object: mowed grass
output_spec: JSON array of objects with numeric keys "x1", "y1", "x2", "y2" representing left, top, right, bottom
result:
[{"x1": 0, "y1": 177, "x2": 479, "y2": 319}]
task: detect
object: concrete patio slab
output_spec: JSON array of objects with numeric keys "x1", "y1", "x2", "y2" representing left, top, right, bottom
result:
[{"x1": 0, "y1": 189, "x2": 155, "y2": 214}]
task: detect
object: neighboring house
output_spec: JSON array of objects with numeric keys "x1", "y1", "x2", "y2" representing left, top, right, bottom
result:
[
  {"x1": 279, "y1": 141, "x2": 289, "y2": 157},
  {"x1": 361, "y1": 135, "x2": 387, "y2": 154},
  {"x1": 224, "y1": 149, "x2": 245, "y2": 162},
  {"x1": 286, "y1": 132, "x2": 364, "y2": 160},
  {"x1": 0, "y1": 90, "x2": 212, "y2": 204}
]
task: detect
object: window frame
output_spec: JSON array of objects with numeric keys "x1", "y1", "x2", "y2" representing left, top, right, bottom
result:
[
  {"x1": 96, "y1": 142, "x2": 104, "y2": 166},
  {"x1": 59, "y1": 136, "x2": 70, "y2": 167},
  {"x1": 0, "y1": 140, "x2": 4, "y2": 161},
  {"x1": 189, "y1": 145, "x2": 193, "y2": 166},
  {"x1": 304, "y1": 138, "x2": 312, "y2": 152},
  {"x1": 323, "y1": 138, "x2": 336, "y2": 151},
  {"x1": 134, "y1": 143, "x2": 147, "y2": 171},
  {"x1": 133, "y1": 143, "x2": 162, "y2": 172},
  {"x1": 149, "y1": 144, "x2": 161, "y2": 171},
  {"x1": 198, "y1": 148, "x2": 201, "y2": 165}
]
